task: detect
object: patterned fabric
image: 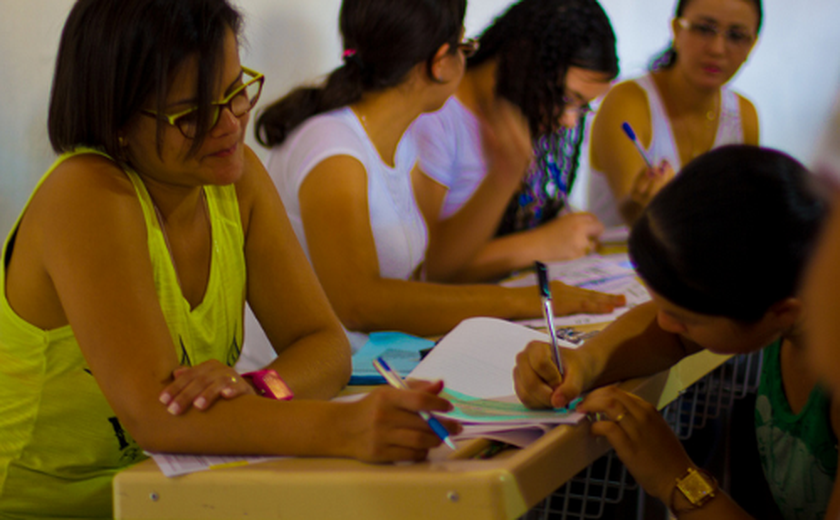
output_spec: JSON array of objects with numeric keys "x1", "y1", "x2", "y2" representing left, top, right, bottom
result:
[
  {"x1": 497, "y1": 123, "x2": 584, "y2": 236},
  {"x1": 755, "y1": 339, "x2": 837, "y2": 520},
  {"x1": 0, "y1": 148, "x2": 246, "y2": 518}
]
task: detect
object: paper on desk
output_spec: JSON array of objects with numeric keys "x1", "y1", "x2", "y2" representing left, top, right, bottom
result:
[
  {"x1": 147, "y1": 452, "x2": 286, "y2": 477},
  {"x1": 599, "y1": 225, "x2": 630, "y2": 243},
  {"x1": 408, "y1": 317, "x2": 585, "y2": 436},
  {"x1": 503, "y1": 252, "x2": 637, "y2": 289},
  {"x1": 519, "y1": 276, "x2": 651, "y2": 328},
  {"x1": 504, "y1": 253, "x2": 651, "y2": 328}
]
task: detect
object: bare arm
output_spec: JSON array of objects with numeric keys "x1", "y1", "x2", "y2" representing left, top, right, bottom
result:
[
  {"x1": 20, "y1": 152, "x2": 454, "y2": 462},
  {"x1": 590, "y1": 81, "x2": 670, "y2": 226},
  {"x1": 300, "y1": 156, "x2": 623, "y2": 337},
  {"x1": 738, "y1": 94, "x2": 760, "y2": 146},
  {"x1": 441, "y1": 212, "x2": 605, "y2": 283},
  {"x1": 579, "y1": 387, "x2": 754, "y2": 519},
  {"x1": 414, "y1": 98, "x2": 533, "y2": 282},
  {"x1": 514, "y1": 301, "x2": 702, "y2": 409},
  {"x1": 239, "y1": 147, "x2": 350, "y2": 399}
]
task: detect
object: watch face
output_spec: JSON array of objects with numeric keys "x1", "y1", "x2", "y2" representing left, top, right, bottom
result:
[{"x1": 677, "y1": 469, "x2": 715, "y2": 505}]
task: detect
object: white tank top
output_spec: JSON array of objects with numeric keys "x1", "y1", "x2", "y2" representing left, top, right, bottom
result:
[{"x1": 588, "y1": 74, "x2": 745, "y2": 226}]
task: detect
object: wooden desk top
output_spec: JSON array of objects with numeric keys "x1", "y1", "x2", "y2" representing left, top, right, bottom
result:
[{"x1": 113, "y1": 349, "x2": 728, "y2": 520}]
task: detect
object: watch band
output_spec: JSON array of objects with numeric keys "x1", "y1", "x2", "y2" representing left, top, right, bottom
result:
[
  {"x1": 241, "y1": 369, "x2": 294, "y2": 401},
  {"x1": 670, "y1": 467, "x2": 718, "y2": 515}
]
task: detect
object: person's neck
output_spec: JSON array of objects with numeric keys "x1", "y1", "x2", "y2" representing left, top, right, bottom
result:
[
  {"x1": 142, "y1": 178, "x2": 206, "y2": 227},
  {"x1": 455, "y1": 59, "x2": 497, "y2": 117},
  {"x1": 350, "y1": 88, "x2": 426, "y2": 168},
  {"x1": 782, "y1": 319, "x2": 806, "y2": 351},
  {"x1": 654, "y1": 68, "x2": 720, "y2": 119}
]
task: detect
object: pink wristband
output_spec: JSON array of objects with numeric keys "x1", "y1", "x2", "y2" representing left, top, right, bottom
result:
[{"x1": 242, "y1": 369, "x2": 294, "y2": 401}]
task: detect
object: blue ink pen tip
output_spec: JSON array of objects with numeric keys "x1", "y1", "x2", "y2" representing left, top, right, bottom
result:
[{"x1": 621, "y1": 121, "x2": 636, "y2": 141}]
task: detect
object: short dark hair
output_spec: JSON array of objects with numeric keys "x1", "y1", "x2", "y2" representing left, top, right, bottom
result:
[
  {"x1": 651, "y1": 0, "x2": 763, "y2": 70},
  {"x1": 629, "y1": 145, "x2": 825, "y2": 322},
  {"x1": 48, "y1": 0, "x2": 243, "y2": 160},
  {"x1": 255, "y1": 0, "x2": 467, "y2": 148},
  {"x1": 468, "y1": 0, "x2": 619, "y2": 138}
]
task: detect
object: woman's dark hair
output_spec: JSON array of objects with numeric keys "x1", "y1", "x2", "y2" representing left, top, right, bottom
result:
[
  {"x1": 650, "y1": 0, "x2": 763, "y2": 70},
  {"x1": 255, "y1": 0, "x2": 466, "y2": 148},
  {"x1": 468, "y1": 0, "x2": 619, "y2": 138},
  {"x1": 49, "y1": 0, "x2": 242, "y2": 161},
  {"x1": 629, "y1": 145, "x2": 825, "y2": 323}
]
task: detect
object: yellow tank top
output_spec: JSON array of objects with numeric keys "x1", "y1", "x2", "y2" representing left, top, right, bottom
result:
[{"x1": 0, "y1": 148, "x2": 246, "y2": 518}]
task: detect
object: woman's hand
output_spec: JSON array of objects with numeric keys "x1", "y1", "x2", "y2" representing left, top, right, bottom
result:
[
  {"x1": 577, "y1": 386, "x2": 694, "y2": 503},
  {"x1": 159, "y1": 360, "x2": 256, "y2": 415},
  {"x1": 338, "y1": 379, "x2": 462, "y2": 463},
  {"x1": 514, "y1": 340, "x2": 591, "y2": 409},
  {"x1": 620, "y1": 160, "x2": 675, "y2": 223},
  {"x1": 480, "y1": 98, "x2": 534, "y2": 186},
  {"x1": 538, "y1": 212, "x2": 605, "y2": 261},
  {"x1": 550, "y1": 280, "x2": 626, "y2": 317}
]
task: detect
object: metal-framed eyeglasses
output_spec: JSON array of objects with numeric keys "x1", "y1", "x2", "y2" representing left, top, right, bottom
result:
[
  {"x1": 140, "y1": 66, "x2": 265, "y2": 139},
  {"x1": 676, "y1": 18, "x2": 755, "y2": 50}
]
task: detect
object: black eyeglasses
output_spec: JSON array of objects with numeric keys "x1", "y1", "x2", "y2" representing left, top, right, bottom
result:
[
  {"x1": 677, "y1": 18, "x2": 755, "y2": 50},
  {"x1": 140, "y1": 66, "x2": 265, "y2": 139}
]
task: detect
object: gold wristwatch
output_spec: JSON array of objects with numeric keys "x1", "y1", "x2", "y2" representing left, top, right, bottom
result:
[{"x1": 670, "y1": 467, "x2": 718, "y2": 515}]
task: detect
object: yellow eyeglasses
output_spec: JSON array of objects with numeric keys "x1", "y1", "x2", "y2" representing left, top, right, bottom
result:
[{"x1": 141, "y1": 66, "x2": 264, "y2": 138}]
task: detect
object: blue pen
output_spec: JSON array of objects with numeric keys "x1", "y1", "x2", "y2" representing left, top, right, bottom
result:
[
  {"x1": 535, "y1": 261, "x2": 564, "y2": 377},
  {"x1": 621, "y1": 121, "x2": 654, "y2": 170},
  {"x1": 372, "y1": 356, "x2": 457, "y2": 450}
]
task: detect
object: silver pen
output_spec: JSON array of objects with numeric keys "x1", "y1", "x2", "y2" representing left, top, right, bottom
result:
[{"x1": 535, "y1": 261, "x2": 564, "y2": 376}]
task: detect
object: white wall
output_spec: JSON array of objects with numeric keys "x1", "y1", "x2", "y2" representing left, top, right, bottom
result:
[{"x1": 2, "y1": 0, "x2": 840, "y2": 236}]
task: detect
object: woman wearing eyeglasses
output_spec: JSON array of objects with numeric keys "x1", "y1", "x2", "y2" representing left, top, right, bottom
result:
[
  {"x1": 588, "y1": 0, "x2": 761, "y2": 226},
  {"x1": 0, "y1": 0, "x2": 465, "y2": 516},
  {"x1": 251, "y1": 0, "x2": 624, "y2": 350},
  {"x1": 411, "y1": 0, "x2": 620, "y2": 283}
]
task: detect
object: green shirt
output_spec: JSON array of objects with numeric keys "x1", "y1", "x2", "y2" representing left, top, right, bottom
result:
[
  {"x1": 755, "y1": 339, "x2": 837, "y2": 520},
  {"x1": 0, "y1": 149, "x2": 246, "y2": 518}
]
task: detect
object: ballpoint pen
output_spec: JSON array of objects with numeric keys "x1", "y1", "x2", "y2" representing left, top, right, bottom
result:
[
  {"x1": 372, "y1": 356, "x2": 457, "y2": 450},
  {"x1": 621, "y1": 121, "x2": 654, "y2": 170},
  {"x1": 534, "y1": 261, "x2": 564, "y2": 377}
]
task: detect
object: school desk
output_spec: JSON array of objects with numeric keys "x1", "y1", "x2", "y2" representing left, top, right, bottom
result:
[{"x1": 112, "y1": 347, "x2": 733, "y2": 520}]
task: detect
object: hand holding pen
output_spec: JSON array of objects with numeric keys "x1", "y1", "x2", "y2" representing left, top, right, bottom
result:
[
  {"x1": 621, "y1": 122, "x2": 654, "y2": 170},
  {"x1": 619, "y1": 122, "x2": 675, "y2": 220},
  {"x1": 373, "y1": 357, "x2": 458, "y2": 450}
]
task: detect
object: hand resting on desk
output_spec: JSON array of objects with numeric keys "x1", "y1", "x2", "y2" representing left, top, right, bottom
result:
[
  {"x1": 159, "y1": 360, "x2": 257, "y2": 415},
  {"x1": 161, "y1": 367, "x2": 461, "y2": 463}
]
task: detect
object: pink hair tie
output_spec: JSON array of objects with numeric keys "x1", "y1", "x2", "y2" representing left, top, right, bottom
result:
[{"x1": 342, "y1": 49, "x2": 357, "y2": 60}]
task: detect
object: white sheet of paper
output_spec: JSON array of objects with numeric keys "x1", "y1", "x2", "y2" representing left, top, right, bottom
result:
[{"x1": 147, "y1": 452, "x2": 286, "y2": 477}]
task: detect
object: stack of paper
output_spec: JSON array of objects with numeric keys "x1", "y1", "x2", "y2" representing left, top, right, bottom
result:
[
  {"x1": 408, "y1": 317, "x2": 588, "y2": 447},
  {"x1": 504, "y1": 252, "x2": 651, "y2": 327}
]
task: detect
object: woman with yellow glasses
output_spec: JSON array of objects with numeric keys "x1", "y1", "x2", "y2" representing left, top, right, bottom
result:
[{"x1": 0, "y1": 0, "x2": 459, "y2": 517}]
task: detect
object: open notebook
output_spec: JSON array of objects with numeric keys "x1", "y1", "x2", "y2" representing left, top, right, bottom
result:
[{"x1": 408, "y1": 316, "x2": 593, "y2": 447}]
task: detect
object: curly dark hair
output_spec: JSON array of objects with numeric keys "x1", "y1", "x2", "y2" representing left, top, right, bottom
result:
[{"x1": 468, "y1": 0, "x2": 618, "y2": 138}]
